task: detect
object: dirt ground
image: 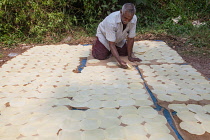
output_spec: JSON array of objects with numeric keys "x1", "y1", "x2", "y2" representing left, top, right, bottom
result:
[{"x1": 0, "y1": 34, "x2": 209, "y2": 79}]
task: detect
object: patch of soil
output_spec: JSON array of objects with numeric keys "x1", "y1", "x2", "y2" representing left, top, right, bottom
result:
[{"x1": 0, "y1": 34, "x2": 209, "y2": 79}]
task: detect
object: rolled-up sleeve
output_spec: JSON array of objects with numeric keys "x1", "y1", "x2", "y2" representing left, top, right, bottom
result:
[{"x1": 105, "y1": 22, "x2": 116, "y2": 42}]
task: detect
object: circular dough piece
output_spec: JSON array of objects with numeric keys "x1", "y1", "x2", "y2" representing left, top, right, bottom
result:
[
  {"x1": 149, "y1": 133, "x2": 175, "y2": 140},
  {"x1": 194, "y1": 113, "x2": 210, "y2": 122},
  {"x1": 180, "y1": 121, "x2": 205, "y2": 135},
  {"x1": 157, "y1": 94, "x2": 174, "y2": 102},
  {"x1": 138, "y1": 106, "x2": 158, "y2": 118},
  {"x1": 86, "y1": 99, "x2": 102, "y2": 109},
  {"x1": 144, "y1": 122, "x2": 170, "y2": 135},
  {"x1": 85, "y1": 109, "x2": 103, "y2": 119},
  {"x1": 187, "y1": 104, "x2": 206, "y2": 114},
  {"x1": 59, "y1": 130, "x2": 82, "y2": 140},
  {"x1": 135, "y1": 100, "x2": 153, "y2": 106},
  {"x1": 144, "y1": 114, "x2": 167, "y2": 124},
  {"x1": 37, "y1": 123, "x2": 60, "y2": 136},
  {"x1": 168, "y1": 104, "x2": 188, "y2": 112},
  {"x1": 172, "y1": 94, "x2": 189, "y2": 101},
  {"x1": 99, "y1": 117, "x2": 121, "y2": 129},
  {"x1": 118, "y1": 106, "x2": 137, "y2": 115},
  {"x1": 104, "y1": 126, "x2": 125, "y2": 139},
  {"x1": 81, "y1": 119, "x2": 100, "y2": 130},
  {"x1": 60, "y1": 119, "x2": 81, "y2": 131},
  {"x1": 10, "y1": 113, "x2": 32, "y2": 125},
  {"x1": 73, "y1": 94, "x2": 91, "y2": 102},
  {"x1": 9, "y1": 98, "x2": 27, "y2": 107},
  {"x1": 0, "y1": 125, "x2": 21, "y2": 138},
  {"x1": 201, "y1": 121, "x2": 210, "y2": 133},
  {"x1": 19, "y1": 122, "x2": 41, "y2": 136},
  {"x1": 203, "y1": 104, "x2": 210, "y2": 113},
  {"x1": 119, "y1": 99, "x2": 135, "y2": 107},
  {"x1": 129, "y1": 83, "x2": 144, "y2": 89},
  {"x1": 107, "y1": 62, "x2": 118, "y2": 66},
  {"x1": 124, "y1": 125, "x2": 147, "y2": 136},
  {"x1": 82, "y1": 129, "x2": 105, "y2": 140},
  {"x1": 121, "y1": 114, "x2": 144, "y2": 125},
  {"x1": 131, "y1": 93, "x2": 149, "y2": 100},
  {"x1": 101, "y1": 108, "x2": 120, "y2": 118},
  {"x1": 176, "y1": 111, "x2": 197, "y2": 122},
  {"x1": 102, "y1": 100, "x2": 119, "y2": 108},
  {"x1": 69, "y1": 110, "x2": 85, "y2": 121},
  {"x1": 88, "y1": 59, "x2": 100, "y2": 64}
]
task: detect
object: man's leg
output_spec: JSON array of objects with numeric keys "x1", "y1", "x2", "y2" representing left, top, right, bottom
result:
[
  {"x1": 116, "y1": 43, "x2": 128, "y2": 56},
  {"x1": 92, "y1": 37, "x2": 111, "y2": 60}
]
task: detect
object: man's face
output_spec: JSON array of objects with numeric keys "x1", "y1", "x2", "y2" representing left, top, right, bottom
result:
[{"x1": 121, "y1": 11, "x2": 134, "y2": 25}]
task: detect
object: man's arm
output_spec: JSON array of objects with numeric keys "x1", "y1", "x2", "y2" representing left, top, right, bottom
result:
[
  {"x1": 109, "y1": 41, "x2": 128, "y2": 68},
  {"x1": 127, "y1": 37, "x2": 142, "y2": 62}
]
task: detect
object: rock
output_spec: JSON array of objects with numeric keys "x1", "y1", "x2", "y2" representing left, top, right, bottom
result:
[{"x1": 8, "y1": 53, "x2": 19, "y2": 57}]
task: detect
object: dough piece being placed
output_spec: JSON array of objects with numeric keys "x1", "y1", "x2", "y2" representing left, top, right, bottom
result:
[
  {"x1": 107, "y1": 62, "x2": 118, "y2": 66},
  {"x1": 180, "y1": 121, "x2": 205, "y2": 135},
  {"x1": 149, "y1": 133, "x2": 175, "y2": 140},
  {"x1": 82, "y1": 129, "x2": 105, "y2": 140},
  {"x1": 88, "y1": 59, "x2": 100, "y2": 64},
  {"x1": 81, "y1": 119, "x2": 100, "y2": 130}
]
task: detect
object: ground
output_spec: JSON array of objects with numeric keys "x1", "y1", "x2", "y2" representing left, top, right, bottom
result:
[{"x1": 0, "y1": 34, "x2": 209, "y2": 79}]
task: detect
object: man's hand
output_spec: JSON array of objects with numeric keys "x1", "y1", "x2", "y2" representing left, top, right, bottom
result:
[
  {"x1": 128, "y1": 56, "x2": 142, "y2": 62},
  {"x1": 119, "y1": 60, "x2": 128, "y2": 69}
]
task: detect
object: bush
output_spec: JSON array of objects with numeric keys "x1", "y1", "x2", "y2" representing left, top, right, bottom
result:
[{"x1": 0, "y1": 0, "x2": 209, "y2": 47}]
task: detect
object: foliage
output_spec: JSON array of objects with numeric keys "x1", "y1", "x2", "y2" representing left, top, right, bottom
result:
[{"x1": 0, "y1": 0, "x2": 209, "y2": 48}]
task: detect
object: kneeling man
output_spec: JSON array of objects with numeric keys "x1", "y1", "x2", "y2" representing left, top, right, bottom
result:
[{"x1": 92, "y1": 3, "x2": 141, "y2": 68}]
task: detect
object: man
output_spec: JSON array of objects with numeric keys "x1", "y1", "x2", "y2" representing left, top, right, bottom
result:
[{"x1": 92, "y1": 3, "x2": 141, "y2": 68}]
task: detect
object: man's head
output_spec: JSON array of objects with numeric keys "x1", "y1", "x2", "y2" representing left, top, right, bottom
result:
[{"x1": 120, "y1": 3, "x2": 136, "y2": 25}]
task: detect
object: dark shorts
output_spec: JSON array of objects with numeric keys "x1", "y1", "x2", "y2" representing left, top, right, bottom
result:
[{"x1": 92, "y1": 38, "x2": 128, "y2": 60}]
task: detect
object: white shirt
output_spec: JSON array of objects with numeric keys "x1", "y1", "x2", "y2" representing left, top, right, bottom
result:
[{"x1": 96, "y1": 11, "x2": 137, "y2": 51}]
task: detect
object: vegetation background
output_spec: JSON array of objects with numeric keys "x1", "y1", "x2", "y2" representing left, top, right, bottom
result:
[{"x1": 0, "y1": 0, "x2": 209, "y2": 47}]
